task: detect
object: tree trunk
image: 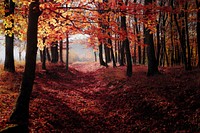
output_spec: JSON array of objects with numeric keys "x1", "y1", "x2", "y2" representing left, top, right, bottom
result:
[
  {"x1": 196, "y1": 0, "x2": 200, "y2": 67},
  {"x1": 108, "y1": 37, "x2": 116, "y2": 67},
  {"x1": 94, "y1": 51, "x2": 97, "y2": 62},
  {"x1": 156, "y1": 22, "x2": 161, "y2": 66},
  {"x1": 46, "y1": 47, "x2": 51, "y2": 62},
  {"x1": 39, "y1": 50, "x2": 43, "y2": 62},
  {"x1": 170, "y1": 13, "x2": 174, "y2": 66},
  {"x1": 98, "y1": 42, "x2": 107, "y2": 66},
  {"x1": 173, "y1": 6, "x2": 187, "y2": 69},
  {"x1": 8, "y1": 1, "x2": 41, "y2": 128},
  {"x1": 185, "y1": 2, "x2": 192, "y2": 70},
  {"x1": 42, "y1": 47, "x2": 46, "y2": 70},
  {"x1": 145, "y1": 0, "x2": 159, "y2": 76},
  {"x1": 142, "y1": 45, "x2": 146, "y2": 64},
  {"x1": 42, "y1": 38, "x2": 46, "y2": 70},
  {"x1": 59, "y1": 40, "x2": 64, "y2": 63},
  {"x1": 51, "y1": 42, "x2": 58, "y2": 63},
  {"x1": 4, "y1": 0, "x2": 15, "y2": 73},
  {"x1": 121, "y1": 15, "x2": 132, "y2": 77},
  {"x1": 66, "y1": 33, "x2": 69, "y2": 71}
]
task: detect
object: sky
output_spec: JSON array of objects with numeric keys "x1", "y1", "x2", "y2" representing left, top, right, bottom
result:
[{"x1": 0, "y1": 34, "x2": 96, "y2": 64}]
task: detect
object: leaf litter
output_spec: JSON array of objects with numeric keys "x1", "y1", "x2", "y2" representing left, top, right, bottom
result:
[{"x1": 0, "y1": 62, "x2": 200, "y2": 132}]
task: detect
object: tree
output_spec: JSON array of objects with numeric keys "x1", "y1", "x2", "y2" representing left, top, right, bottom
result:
[
  {"x1": 59, "y1": 40, "x2": 64, "y2": 63},
  {"x1": 145, "y1": 0, "x2": 159, "y2": 76},
  {"x1": 7, "y1": 0, "x2": 42, "y2": 130},
  {"x1": 121, "y1": 0, "x2": 132, "y2": 77},
  {"x1": 66, "y1": 33, "x2": 69, "y2": 71},
  {"x1": 196, "y1": 0, "x2": 200, "y2": 67},
  {"x1": 4, "y1": 0, "x2": 15, "y2": 72}
]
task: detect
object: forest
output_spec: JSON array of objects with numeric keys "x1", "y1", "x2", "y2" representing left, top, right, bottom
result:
[{"x1": 0, "y1": 0, "x2": 200, "y2": 132}]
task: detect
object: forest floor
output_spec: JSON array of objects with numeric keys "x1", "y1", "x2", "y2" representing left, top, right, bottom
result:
[{"x1": 0, "y1": 62, "x2": 200, "y2": 132}]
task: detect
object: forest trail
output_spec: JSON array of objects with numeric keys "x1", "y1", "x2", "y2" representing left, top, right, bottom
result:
[{"x1": 0, "y1": 62, "x2": 200, "y2": 132}]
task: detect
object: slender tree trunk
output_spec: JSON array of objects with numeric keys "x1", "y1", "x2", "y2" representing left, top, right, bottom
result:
[
  {"x1": 118, "y1": 41, "x2": 121, "y2": 63},
  {"x1": 108, "y1": 36, "x2": 116, "y2": 67},
  {"x1": 121, "y1": 15, "x2": 132, "y2": 77},
  {"x1": 19, "y1": 51, "x2": 22, "y2": 61},
  {"x1": 156, "y1": 22, "x2": 161, "y2": 66},
  {"x1": 59, "y1": 40, "x2": 64, "y2": 63},
  {"x1": 39, "y1": 50, "x2": 43, "y2": 62},
  {"x1": 170, "y1": 13, "x2": 174, "y2": 66},
  {"x1": 173, "y1": 3, "x2": 188, "y2": 69},
  {"x1": 42, "y1": 47, "x2": 46, "y2": 70},
  {"x1": 51, "y1": 42, "x2": 58, "y2": 63},
  {"x1": 142, "y1": 45, "x2": 146, "y2": 64},
  {"x1": 98, "y1": 42, "x2": 107, "y2": 66},
  {"x1": 114, "y1": 35, "x2": 118, "y2": 63},
  {"x1": 135, "y1": 14, "x2": 141, "y2": 64},
  {"x1": 94, "y1": 51, "x2": 97, "y2": 62},
  {"x1": 42, "y1": 38, "x2": 46, "y2": 70},
  {"x1": 133, "y1": 43, "x2": 137, "y2": 64},
  {"x1": 66, "y1": 33, "x2": 69, "y2": 71},
  {"x1": 8, "y1": 1, "x2": 41, "y2": 129},
  {"x1": 196, "y1": 0, "x2": 200, "y2": 67},
  {"x1": 185, "y1": 2, "x2": 192, "y2": 70},
  {"x1": 4, "y1": 0, "x2": 15, "y2": 73},
  {"x1": 46, "y1": 47, "x2": 51, "y2": 62}
]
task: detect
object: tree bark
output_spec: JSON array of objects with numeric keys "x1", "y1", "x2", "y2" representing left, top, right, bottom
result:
[
  {"x1": 42, "y1": 38, "x2": 46, "y2": 70},
  {"x1": 8, "y1": 1, "x2": 41, "y2": 128},
  {"x1": 98, "y1": 43, "x2": 107, "y2": 66},
  {"x1": 121, "y1": 15, "x2": 132, "y2": 77},
  {"x1": 185, "y1": 2, "x2": 192, "y2": 70},
  {"x1": 4, "y1": 0, "x2": 15, "y2": 73},
  {"x1": 145, "y1": 0, "x2": 159, "y2": 76},
  {"x1": 46, "y1": 47, "x2": 51, "y2": 62},
  {"x1": 51, "y1": 42, "x2": 58, "y2": 63},
  {"x1": 66, "y1": 33, "x2": 69, "y2": 71},
  {"x1": 196, "y1": 0, "x2": 200, "y2": 67},
  {"x1": 108, "y1": 36, "x2": 116, "y2": 67},
  {"x1": 59, "y1": 40, "x2": 64, "y2": 63}
]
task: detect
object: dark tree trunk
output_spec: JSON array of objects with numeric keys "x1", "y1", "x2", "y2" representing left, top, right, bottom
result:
[
  {"x1": 104, "y1": 45, "x2": 111, "y2": 64},
  {"x1": 8, "y1": 1, "x2": 41, "y2": 129},
  {"x1": 94, "y1": 51, "x2": 97, "y2": 62},
  {"x1": 108, "y1": 36, "x2": 116, "y2": 67},
  {"x1": 42, "y1": 47, "x2": 46, "y2": 70},
  {"x1": 19, "y1": 51, "x2": 22, "y2": 61},
  {"x1": 142, "y1": 45, "x2": 146, "y2": 64},
  {"x1": 145, "y1": 0, "x2": 159, "y2": 76},
  {"x1": 99, "y1": 43, "x2": 107, "y2": 66},
  {"x1": 121, "y1": 15, "x2": 132, "y2": 77},
  {"x1": 66, "y1": 34, "x2": 69, "y2": 71},
  {"x1": 59, "y1": 40, "x2": 64, "y2": 63},
  {"x1": 46, "y1": 47, "x2": 51, "y2": 62},
  {"x1": 173, "y1": 0, "x2": 187, "y2": 69},
  {"x1": 156, "y1": 22, "x2": 161, "y2": 66},
  {"x1": 42, "y1": 38, "x2": 46, "y2": 70},
  {"x1": 196, "y1": 0, "x2": 200, "y2": 67},
  {"x1": 185, "y1": 2, "x2": 192, "y2": 70},
  {"x1": 170, "y1": 13, "x2": 174, "y2": 66},
  {"x1": 114, "y1": 36, "x2": 118, "y2": 63},
  {"x1": 134, "y1": 16, "x2": 142, "y2": 64},
  {"x1": 118, "y1": 41, "x2": 121, "y2": 63},
  {"x1": 51, "y1": 42, "x2": 58, "y2": 63},
  {"x1": 4, "y1": 0, "x2": 15, "y2": 73},
  {"x1": 39, "y1": 50, "x2": 43, "y2": 62},
  {"x1": 133, "y1": 44, "x2": 137, "y2": 64}
]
